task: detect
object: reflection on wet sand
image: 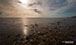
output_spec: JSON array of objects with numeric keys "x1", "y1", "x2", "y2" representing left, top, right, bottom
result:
[
  {"x1": 0, "y1": 18, "x2": 24, "y2": 45},
  {"x1": 0, "y1": 18, "x2": 76, "y2": 45}
]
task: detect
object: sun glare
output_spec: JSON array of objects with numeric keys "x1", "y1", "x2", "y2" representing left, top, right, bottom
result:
[{"x1": 19, "y1": 0, "x2": 29, "y2": 4}]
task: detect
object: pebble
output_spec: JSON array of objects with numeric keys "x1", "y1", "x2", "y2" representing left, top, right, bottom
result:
[
  {"x1": 11, "y1": 22, "x2": 76, "y2": 45},
  {"x1": 30, "y1": 39, "x2": 33, "y2": 42}
]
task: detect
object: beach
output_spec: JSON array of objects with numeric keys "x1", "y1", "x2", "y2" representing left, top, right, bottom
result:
[{"x1": 0, "y1": 18, "x2": 76, "y2": 45}]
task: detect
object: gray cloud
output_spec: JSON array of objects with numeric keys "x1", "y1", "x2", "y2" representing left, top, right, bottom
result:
[
  {"x1": 0, "y1": 0, "x2": 76, "y2": 17},
  {"x1": 33, "y1": 9, "x2": 41, "y2": 14},
  {"x1": 28, "y1": 1, "x2": 42, "y2": 6},
  {"x1": 26, "y1": 0, "x2": 75, "y2": 16}
]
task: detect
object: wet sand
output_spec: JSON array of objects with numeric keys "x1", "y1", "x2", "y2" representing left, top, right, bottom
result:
[
  {"x1": 0, "y1": 18, "x2": 76, "y2": 45},
  {"x1": 0, "y1": 18, "x2": 24, "y2": 45}
]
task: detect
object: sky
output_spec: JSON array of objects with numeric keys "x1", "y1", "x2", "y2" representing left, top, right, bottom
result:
[{"x1": 0, "y1": 0, "x2": 76, "y2": 18}]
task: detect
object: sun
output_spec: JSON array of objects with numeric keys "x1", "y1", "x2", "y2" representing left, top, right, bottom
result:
[{"x1": 19, "y1": 0, "x2": 29, "y2": 4}]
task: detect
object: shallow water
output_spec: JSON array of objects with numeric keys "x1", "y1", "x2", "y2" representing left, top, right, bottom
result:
[
  {"x1": 0, "y1": 18, "x2": 76, "y2": 45},
  {"x1": 0, "y1": 18, "x2": 24, "y2": 45}
]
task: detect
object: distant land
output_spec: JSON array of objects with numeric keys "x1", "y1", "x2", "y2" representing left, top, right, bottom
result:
[{"x1": 72, "y1": 16, "x2": 76, "y2": 18}]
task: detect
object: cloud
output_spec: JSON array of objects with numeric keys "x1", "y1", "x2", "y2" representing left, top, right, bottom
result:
[
  {"x1": 0, "y1": 0, "x2": 76, "y2": 18},
  {"x1": 33, "y1": 9, "x2": 41, "y2": 14},
  {"x1": 28, "y1": 1, "x2": 42, "y2": 7},
  {"x1": 25, "y1": 0, "x2": 75, "y2": 17},
  {"x1": 42, "y1": 0, "x2": 74, "y2": 15}
]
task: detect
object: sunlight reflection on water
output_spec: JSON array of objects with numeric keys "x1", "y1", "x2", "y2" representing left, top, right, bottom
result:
[{"x1": 22, "y1": 18, "x2": 29, "y2": 38}]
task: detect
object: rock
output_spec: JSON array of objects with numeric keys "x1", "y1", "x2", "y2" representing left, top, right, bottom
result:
[
  {"x1": 57, "y1": 21, "x2": 60, "y2": 25},
  {"x1": 35, "y1": 24, "x2": 38, "y2": 26},
  {"x1": 0, "y1": 12, "x2": 2, "y2": 15},
  {"x1": 43, "y1": 35, "x2": 47, "y2": 37},
  {"x1": 24, "y1": 25, "x2": 28, "y2": 27},
  {"x1": 30, "y1": 39, "x2": 33, "y2": 42}
]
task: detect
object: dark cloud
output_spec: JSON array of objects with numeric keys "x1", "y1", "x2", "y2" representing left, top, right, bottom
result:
[
  {"x1": 33, "y1": 9, "x2": 41, "y2": 14},
  {"x1": 0, "y1": 0, "x2": 11, "y2": 5},
  {"x1": 0, "y1": 0, "x2": 14, "y2": 9},
  {"x1": 17, "y1": 1, "x2": 22, "y2": 3},
  {"x1": 28, "y1": 3, "x2": 36, "y2": 6},
  {"x1": 37, "y1": 1, "x2": 42, "y2": 6},
  {"x1": 28, "y1": 1, "x2": 42, "y2": 6}
]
